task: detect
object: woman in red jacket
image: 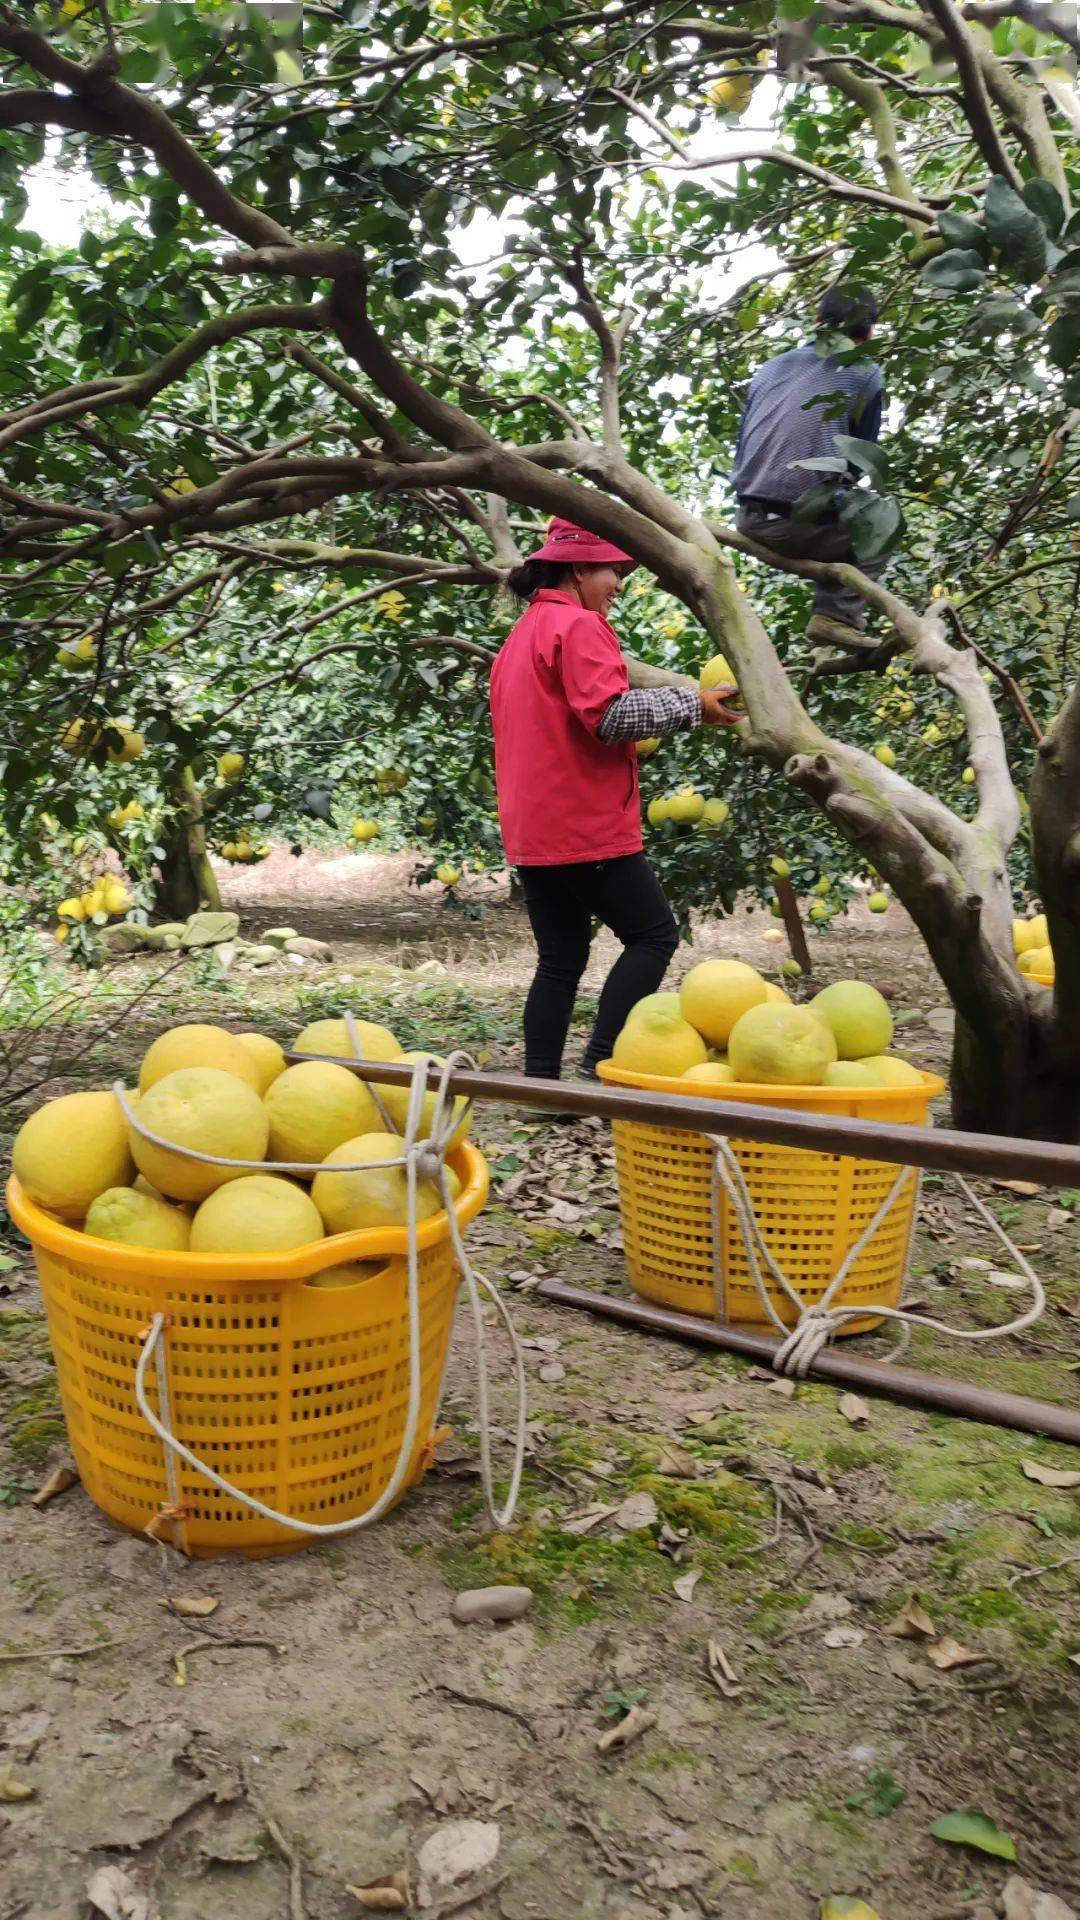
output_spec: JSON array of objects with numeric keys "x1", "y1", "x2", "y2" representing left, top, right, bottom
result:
[{"x1": 489, "y1": 517, "x2": 741, "y2": 1080}]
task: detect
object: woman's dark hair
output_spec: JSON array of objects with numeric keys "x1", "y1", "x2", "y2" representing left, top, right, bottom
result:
[{"x1": 504, "y1": 558, "x2": 572, "y2": 604}]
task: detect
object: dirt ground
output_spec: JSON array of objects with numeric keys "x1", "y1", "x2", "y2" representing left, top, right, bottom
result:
[{"x1": 2, "y1": 850, "x2": 1078, "y2": 1920}]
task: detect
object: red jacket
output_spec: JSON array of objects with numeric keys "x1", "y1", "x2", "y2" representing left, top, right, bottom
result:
[{"x1": 489, "y1": 589, "x2": 641, "y2": 867}]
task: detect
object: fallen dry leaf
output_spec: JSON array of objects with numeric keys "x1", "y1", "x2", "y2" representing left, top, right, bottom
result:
[
  {"x1": 0, "y1": 1764, "x2": 35, "y2": 1803},
  {"x1": 927, "y1": 1637, "x2": 987, "y2": 1671},
  {"x1": 673, "y1": 1570, "x2": 702, "y2": 1604},
  {"x1": 31, "y1": 1464, "x2": 78, "y2": 1509},
  {"x1": 823, "y1": 1626, "x2": 865, "y2": 1650},
  {"x1": 346, "y1": 1869, "x2": 411, "y2": 1911},
  {"x1": 993, "y1": 1180, "x2": 1042, "y2": 1197},
  {"x1": 1021, "y1": 1460, "x2": 1080, "y2": 1489},
  {"x1": 987, "y1": 1270, "x2": 1026, "y2": 1290},
  {"x1": 705, "y1": 1639, "x2": 743, "y2": 1699},
  {"x1": 561, "y1": 1502, "x2": 619, "y2": 1535},
  {"x1": 165, "y1": 1595, "x2": 220, "y2": 1619},
  {"x1": 613, "y1": 1490, "x2": 658, "y2": 1532},
  {"x1": 884, "y1": 1595, "x2": 937, "y2": 1640},
  {"x1": 1070, "y1": 1653, "x2": 1080, "y2": 1670},
  {"x1": 85, "y1": 1865, "x2": 150, "y2": 1920},
  {"x1": 766, "y1": 1377, "x2": 796, "y2": 1399},
  {"x1": 416, "y1": 1820, "x2": 500, "y2": 1888},
  {"x1": 597, "y1": 1701, "x2": 654, "y2": 1753},
  {"x1": 838, "y1": 1393, "x2": 871, "y2": 1428},
  {"x1": 656, "y1": 1444, "x2": 700, "y2": 1479},
  {"x1": 1046, "y1": 1207, "x2": 1074, "y2": 1230}
]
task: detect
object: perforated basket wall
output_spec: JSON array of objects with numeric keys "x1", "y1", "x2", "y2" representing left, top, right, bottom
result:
[
  {"x1": 596, "y1": 1067, "x2": 942, "y2": 1334},
  {"x1": 6, "y1": 1145, "x2": 486, "y2": 1558}
]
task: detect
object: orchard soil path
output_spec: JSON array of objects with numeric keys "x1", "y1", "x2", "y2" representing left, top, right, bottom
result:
[{"x1": 1, "y1": 850, "x2": 1078, "y2": 1919}]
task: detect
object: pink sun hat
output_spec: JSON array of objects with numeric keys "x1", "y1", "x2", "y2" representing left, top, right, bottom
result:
[{"x1": 526, "y1": 515, "x2": 636, "y2": 569}]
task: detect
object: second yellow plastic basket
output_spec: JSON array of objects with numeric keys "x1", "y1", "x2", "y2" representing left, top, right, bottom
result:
[
  {"x1": 597, "y1": 1065, "x2": 944, "y2": 1334},
  {"x1": 6, "y1": 1144, "x2": 487, "y2": 1558}
]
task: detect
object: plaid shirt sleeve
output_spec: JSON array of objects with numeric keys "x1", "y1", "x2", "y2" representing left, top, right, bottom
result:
[{"x1": 597, "y1": 685, "x2": 701, "y2": 745}]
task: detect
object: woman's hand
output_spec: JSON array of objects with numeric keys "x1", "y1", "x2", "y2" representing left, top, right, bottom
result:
[{"x1": 700, "y1": 687, "x2": 744, "y2": 727}]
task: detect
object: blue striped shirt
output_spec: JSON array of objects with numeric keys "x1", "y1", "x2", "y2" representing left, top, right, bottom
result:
[{"x1": 731, "y1": 342, "x2": 884, "y2": 506}]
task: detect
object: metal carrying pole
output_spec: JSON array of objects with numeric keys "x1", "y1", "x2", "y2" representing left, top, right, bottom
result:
[
  {"x1": 535, "y1": 1280, "x2": 1080, "y2": 1446},
  {"x1": 294, "y1": 1053, "x2": 1080, "y2": 1189}
]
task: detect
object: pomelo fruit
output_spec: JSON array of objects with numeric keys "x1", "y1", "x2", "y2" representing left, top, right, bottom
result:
[
  {"x1": 780, "y1": 958, "x2": 803, "y2": 979},
  {"x1": 612, "y1": 1004, "x2": 707, "y2": 1078},
  {"x1": 235, "y1": 1031, "x2": 286, "y2": 1094},
  {"x1": 667, "y1": 790, "x2": 705, "y2": 825},
  {"x1": 728, "y1": 1003, "x2": 838, "y2": 1086},
  {"x1": 293, "y1": 1017, "x2": 402, "y2": 1064},
  {"x1": 626, "y1": 991, "x2": 682, "y2": 1024},
  {"x1": 682, "y1": 1060, "x2": 735, "y2": 1086},
  {"x1": 217, "y1": 752, "x2": 244, "y2": 781},
  {"x1": 1027, "y1": 913, "x2": 1048, "y2": 949},
  {"x1": 872, "y1": 742, "x2": 896, "y2": 767},
  {"x1": 139, "y1": 1023, "x2": 262, "y2": 1094},
  {"x1": 131, "y1": 1067, "x2": 270, "y2": 1204},
  {"x1": 1013, "y1": 918, "x2": 1037, "y2": 956},
  {"x1": 679, "y1": 959, "x2": 767, "y2": 1046},
  {"x1": 265, "y1": 1061, "x2": 382, "y2": 1165},
  {"x1": 857, "y1": 1054, "x2": 924, "y2": 1087},
  {"x1": 373, "y1": 1051, "x2": 471, "y2": 1147},
  {"x1": 13, "y1": 1090, "x2": 134, "y2": 1219},
  {"x1": 764, "y1": 983, "x2": 791, "y2": 1004},
  {"x1": 810, "y1": 981, "x2": 893, "y2": 1059},
  {"x1": 1019, "y1": 945, "x2": 1054, "y2": 978},
  {"x1": 307, "y1": 1261, "x2": 385, "y2": 1289},
  {"x1": 646, "y1": 796, "x2": 671, "y2": 827},
  {"x1": 699, "y1": 652, "x2": 737, "y2": 690},
  {"x1": 190, "y1": 1175, "x2": 324, "y2": 1254},
  {"x1": 312, "y1": 1134, "x2": 442, "y2": 1235},
  {"x1": 822, "y1": 1061, "x2": 887, "y2": 1089},
  {"x1": 700, "y1": 797, "x2": 730, "y2": 829},
  {"x1": 868, "y1": 891, "x2": 889, "y2": 913},
  {"x1": 85, "y1": 1185, "x2": 190, "y2": 1251}
]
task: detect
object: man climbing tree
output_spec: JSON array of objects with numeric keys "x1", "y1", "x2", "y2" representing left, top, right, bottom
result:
[{"x1": 732, "y1": 286, "x2": 888, "y2": 651}]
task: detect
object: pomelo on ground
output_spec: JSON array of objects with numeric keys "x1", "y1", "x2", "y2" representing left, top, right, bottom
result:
[
  {"x1": 265, "y1": 1061, "x2": 382, "y2": 1165},
  {"x1": 728, "y1": 1003, "x2": 838, "y2": 1086},
  {"x1": 235, "y1": 1031, "x2": 287, "y2": 1094},
  {"x1": 679, "y1": 959, "x2": 767, "y2": 1046},
  {"x1": 822, "y1": 1061, "x2": 887, "y2": 1089},
  {"x1": 293, "y1": 1017, "x2": 402, "y2": 1064},
  {"x1": 85, "y1": 1185, "x2": 190, "y2": 1251},
  {"x1": 810, "y1": 981, "x2": 893, "y2": 1059},
  {"x1": 612, "y1": 1003, "x2": 707, "y2": 1078},
  {"x1": 373, "y1": 1051, "x2": 471, "y2": 1147},
  {"x1": 190, "y1": 1175, "x2": 324, "y2": 1254},
  {"x1": 139, "y1": 1023, "x2": 262, "y2": 1094},
  {"x1": 13, "y1": 1090, "x2": 134, "y2": 1219},
  {"x1": 131, "y1": 1067, "x2": 270, "y2": 1204},
  {"x1": 682, "y1": 1061, "x2": 735, "y2": 1086},
  {"x1": 312, "y1": 1134, "x2": 442, "y2": 1235},
  {"x1": 857, "y1": 1054, "x2": 924, "y2": 1088},
  {"x1": 868, "y1": 891, "x2": 889, "y2": 913}
]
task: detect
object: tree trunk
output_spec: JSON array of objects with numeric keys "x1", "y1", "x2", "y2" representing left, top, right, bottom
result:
[
  {"x1": 154, "y1": 766, "x2": 221, "y2": 918},
  {"x1": 951, "y1": 1009, "x2": 1080, "y2": 1142}
]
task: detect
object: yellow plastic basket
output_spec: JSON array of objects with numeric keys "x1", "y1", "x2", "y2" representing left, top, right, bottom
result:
[
  {"x1": 6, "y1": 1144, "x2": 487, "y2": 1558},
  {"x1": 596, "y1": 1065, "x2": 944, "y2": 1334}
]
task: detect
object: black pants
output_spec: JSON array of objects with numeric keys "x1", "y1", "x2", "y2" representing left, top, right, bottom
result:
[{"x1": 519, "y1": 853, "x2": 679, "y2": 1079}]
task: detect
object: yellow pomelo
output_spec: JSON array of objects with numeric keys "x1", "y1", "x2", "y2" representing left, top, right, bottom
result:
[
  {"x1": 627, "y1": 991, "x2": 682, "y2": 1024},
  {"x1": 190, "y1": 1175, "x2": 324, "y2": 1254},
  {"x1": 700, "y1": 797, "x2": 730, "y2": 829},
  {"x1": 13, "y1": 1090, "x2": 134, "y2": 1219},
  {"x1": 293, "y1": 1017, "x2": 402, "y2": 1064},
  {"x1": 682, "y1": 1061, "x2": 735, "y2": 1086},
  {"x1": 679, "y1": 959, "x2": 767, "y2": 1046},
  {"x1": 84, "y1": 1185, "x2": 190, "y2": 1252},
  {"x1": 821, "y1": 1061, "x2": 887, "y2": 1089},
  {"x1": 810, "y1": 981, "x2": 893, "y2": 1059},
  {"x1": 217, "y1": 751, "x2": 245, "y2": 781},
  {"x1": 1019, "y1": 945, "x2": 1054, "y2": 978},
  {"x1": 868, "y1": 891, "x2": 889, "y2": 913},
  {"x1": 1027, "y1": 913, "x2": 1049, "y2": 949},
  {"x1": 699, "y1": 652, "x2": 737, "y2": 690},
  {"x1": 436, "y1": 863, "x2": 461, "y2": 886},
  {"x1": 612, "y1": 1005, "x2": 707, "y2": 1077},
  {"x1": 667, "y1": 790, "x2": 705, "y2": 825},
  {"x1": 139, "y1": 1023, "x2": 262, "y2": 1094},
  {"x1": 373, "y1": 1051, "x2": 471, "y2": 1147},
  {"x1": 1013, "y1": 918, "x2": 1037, "y2": 955},
  {"x1": 857, "y1": 1054, "x2": 924, "y2": 1088},
  {"x1": 265, "y1": 1060, "x2": 382, "y2": 1164},
  {"x1": 131, "y1": 1067, "x2": 270, "y2": 1204},
  {"x1": 764, "y1": 983, "x2": 791, "y2": 1004},
  {"x1": 106, "y1": 724, "x2": 145, "y2": 764},
  {"x1": 312, "y1": 1134, "x2": 442, "y2": 1235},
  {"x1": 728, "y1": 1003, "x2": 838, "y2": 1086},
  {"x1": 235, "y1": 1031, "x2": 287, "y2": 1095},
  {"x1": 646, "y1": 796, "x2": 671, "y2": 827},
  {"x1": 307, "y1": 1261, "x2": 385, "y2": 1289}
]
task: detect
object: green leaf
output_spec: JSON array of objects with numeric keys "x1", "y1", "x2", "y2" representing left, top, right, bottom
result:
[
  {"x1": 922, "y1": 249, "x2": 988, "y2": 293},
  {"x1": 1022, "y1": 177, "x2": 1064, "y2": 236},
  {"x1": 938, "y1": 210, "x2": 986, "y2": 255},
  {"x1": 1047, "y1": 313, "x2": 1080, "y2": 368},
  {"x1": 833, "y1": 433, "x2": 889, "y2": 487},
  {"x1": 929, "y1": 1811, "x2": 1017, "y2": 1861},
  {"x1": 790, "y1": 480, "x2": 840, "y2": 522},
  {"x1": 984, "y1": 175, "x2": 1047, "y2": 282},
  {"x1": 841, "y1": 491, "x2": 904, "y2": 560}
]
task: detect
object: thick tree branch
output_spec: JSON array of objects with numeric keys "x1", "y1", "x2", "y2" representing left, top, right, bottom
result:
[{"x1": 922, "y1": 0, "x2": 1024, "y2": 187}]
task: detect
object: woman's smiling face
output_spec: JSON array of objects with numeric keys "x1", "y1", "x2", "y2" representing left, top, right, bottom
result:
[{"x1": 570, "y1": 562, "x2": 626, "y2": 617}]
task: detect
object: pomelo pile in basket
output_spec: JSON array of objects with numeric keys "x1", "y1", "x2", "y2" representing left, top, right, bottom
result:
[{"x1": 11, "y1": 1019, "x2": 471, "y2": 1260}]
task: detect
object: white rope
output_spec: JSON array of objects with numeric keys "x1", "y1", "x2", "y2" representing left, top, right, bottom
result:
[
  {"x1": 124, "y1": 1044, "x2": 525, "y2": 1541},
  {"x1": 707, "y1": 1132, "x2": 1046, "y2": 1378}
]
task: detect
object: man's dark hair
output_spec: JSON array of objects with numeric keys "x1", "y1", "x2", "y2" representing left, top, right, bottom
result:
[{"x1": 816, "y1": 284, "x2": 879, "y2": 341}]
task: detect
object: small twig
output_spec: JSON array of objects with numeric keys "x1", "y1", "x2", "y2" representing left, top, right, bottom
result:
[
  {"x1": 241, "y1": 1761, "x2": 307, "y2": 1920},
  {"x1": 740, "y1": 1487, "x2": 784, "y2": 1556},
  {"x1": 180, "y1": 1635, "x2": 284, "y2": 1662},
  {"x1": 428, "y1": 1872, "x2": 511, "y2": 1919},
  {"x1": 0, "y1": 1638, "x2": 121, "y2": 1663},
  {"x1": 430, "y1": 1683, "x2": 537, "y2": 1741},
  {"x1": 1004, "y1": 1552, "x2": 1080, "y2": 1589}
]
